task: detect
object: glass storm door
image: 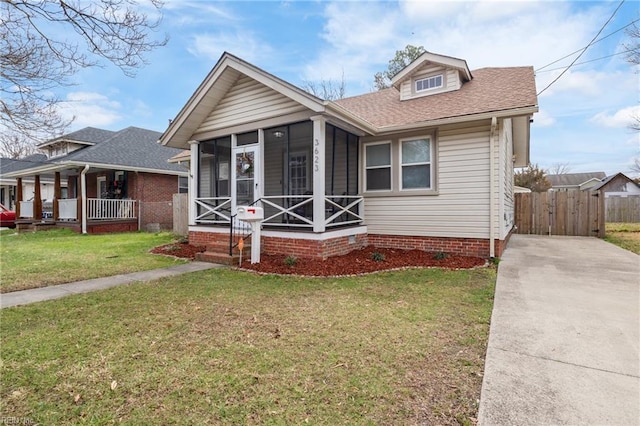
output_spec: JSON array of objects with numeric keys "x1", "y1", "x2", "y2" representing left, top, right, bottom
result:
[{"x1": 233, "y1": 145, "x2": 260, "y2": 212}]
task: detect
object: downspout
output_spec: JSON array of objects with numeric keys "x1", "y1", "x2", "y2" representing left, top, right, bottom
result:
[
  {"x1": 489, "y1": 117, "x2": 497, "y2": 258},
  {"x1": 81, "y1": 164, "x2": 90, "y2": 234}
]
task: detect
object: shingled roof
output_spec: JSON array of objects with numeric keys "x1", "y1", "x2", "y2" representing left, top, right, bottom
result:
[
  {"x1": 334, "y1": 67, "x2": 537, "y2": 129},
  {"x1": 2, "y1": 126, "x2": 187, "y2": 177},
  {"x1": 546, "y1": 172, "x2": 606, "y2": 187}
]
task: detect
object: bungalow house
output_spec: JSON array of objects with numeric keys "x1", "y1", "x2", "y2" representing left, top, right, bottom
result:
[
  {"x1": 0, "y1": 154, "x2": 68, "y2": 210},
  {"x1": 159, "y1": 52, "x2": 538, "y2": 260},
  {"x1": 1, "y1": 126, "x2": 188, "y2": 233},
  {"x1": 547, "y1": 172, "x2": 606, "y2": 191}
]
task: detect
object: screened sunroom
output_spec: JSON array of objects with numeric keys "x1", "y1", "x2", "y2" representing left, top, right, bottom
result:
[{"x1": 192, "y1": 119, "x2": 362, "y2": 233}]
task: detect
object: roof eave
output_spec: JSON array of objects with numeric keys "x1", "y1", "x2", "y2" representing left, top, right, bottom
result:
[{"x1": 373, "y1": 105, "x2": 539, "y2": 135}]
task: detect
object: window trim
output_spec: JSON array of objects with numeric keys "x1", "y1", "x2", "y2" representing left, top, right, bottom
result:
[
  {"x1": 399, "y1": 136, "x2": 433, "y2": 191},
  {"x1": 414, "y1": 74, "x2": 444, "y2": 93},
  {"x1": 364, "y1": 141, "x2": 392, "y2": 192}
]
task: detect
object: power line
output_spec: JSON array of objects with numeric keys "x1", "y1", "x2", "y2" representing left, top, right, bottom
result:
[
  {"x1": 536, "y1": 49, "x2": 635, "y2": 73},
  {"x1": 537, "y1": 0, "x2": 626, "y2": 96},
  {"x1": 536, "y1": 18, "x2": 639, "y2": 72}
]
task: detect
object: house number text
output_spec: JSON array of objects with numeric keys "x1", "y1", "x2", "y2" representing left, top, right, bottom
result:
[{"x1": 314, "y1": 138, "x2": 320, "y2": 172}]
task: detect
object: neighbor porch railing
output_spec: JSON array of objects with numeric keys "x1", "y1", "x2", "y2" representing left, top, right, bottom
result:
[
  {"x1": 58, "y1": 198, "x2": 78, "y2": 220},
  {"x1": 19, "y1": 201, "x2": 33, "y2": 219},
  {"x1": 87, "y1": 198, "x2": 137, "y2": 220}
]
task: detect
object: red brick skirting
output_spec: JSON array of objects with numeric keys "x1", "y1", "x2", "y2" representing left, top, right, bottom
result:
[{"x1": 190, "y1": 229, "x2": 505, "y2": 259}]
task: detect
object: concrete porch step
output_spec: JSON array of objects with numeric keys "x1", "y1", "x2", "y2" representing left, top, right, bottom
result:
[{"x1": 196, "y1": 250, "x2": 248, "y2": 266}]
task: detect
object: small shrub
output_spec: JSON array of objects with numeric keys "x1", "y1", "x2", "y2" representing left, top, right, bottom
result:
[
  {"x1": 490, "y1": 257, "x2": 500, "y2": 265},
  {"x1": 177, "y1": 237, "x2": 189, "y2": 244},
  {"x1": 433, "y1": 251, "x2": 448, "y2": 260},
  {"x1": 370, "y1": 251, "x2": 385, "y2": 262},
  {"x1": 162, "y1": 245, "x2": 181, "y2": 252},
  {"x1": 284, "y1": 255, "x2": 298, "y2": 267}
]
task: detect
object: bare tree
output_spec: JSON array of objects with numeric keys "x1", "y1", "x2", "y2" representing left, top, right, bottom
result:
[
  {"x1": 0, "y1": 132, "x2": 41, "y2": 159},
  {"x1": 547, "y1": 162, "x2": 572, "y2": 175},
  {"x1": 631, "y1": 157, "x2": 640, "y2": 174},
  {"x1": 1, "y1": 0, "x2": 168, "y2": 147},
  {"x1": 301, "y1": 71, "x2": 346, "y2": 101},
  {"x1": 624, "y1": 21, "x2": 640, "y2": 65},
  {"x1": 374, "y1": 45, "x2": 426, "y2": 90}
]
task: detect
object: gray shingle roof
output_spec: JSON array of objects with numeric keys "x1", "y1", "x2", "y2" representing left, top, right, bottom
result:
[
  {"x1": 60, "y1": 126, "x2": 185, "y2": 172},
  {"x1": 41, "y1": 127, "x2": 115, "y2": 146},
  {"x1": 0, "y1": 157, "x2": 48, "y2": 174},
  {"x1": 547, "y1": 172, "x2": 606, "y2": 187}
]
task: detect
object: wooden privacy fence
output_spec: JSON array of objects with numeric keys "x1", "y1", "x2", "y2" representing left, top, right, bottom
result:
[
  {"x1": 514, "y1": 191, "x2": 605, "y2": 237},
  {"x1": 605, "y1": 195, "x2": 640, "y2": 223},
  {"x1": 173, "y1": 193, "x2": 189, "y2": 236}
]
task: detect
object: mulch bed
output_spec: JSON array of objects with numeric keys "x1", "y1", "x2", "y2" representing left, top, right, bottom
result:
[{"x1": 151, "y1": 242, "x2": 486, "y2": 276}]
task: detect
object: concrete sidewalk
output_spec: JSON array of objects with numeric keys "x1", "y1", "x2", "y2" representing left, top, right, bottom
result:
[
  {"x1": 1, "y1": 262, "x2": 222, "y2": 309},
  {"x1": 478, "y1": 235, "x2": 640, "y2": 425}
]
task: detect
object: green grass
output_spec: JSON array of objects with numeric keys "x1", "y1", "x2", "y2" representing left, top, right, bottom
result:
[
  {"x1": 0, "y1": 229, "x2": 187, "y2": 292},
  {"x1": 1, "y1": 267, "x2": 496, "y2": 425},
  {"x1": 605, "y1": 222, "x2": 640, "y2": 255}
]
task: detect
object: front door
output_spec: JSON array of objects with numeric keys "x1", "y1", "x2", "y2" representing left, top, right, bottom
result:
[{"x1": 232, "y1": 145, "x2": 260, "y2": 213}]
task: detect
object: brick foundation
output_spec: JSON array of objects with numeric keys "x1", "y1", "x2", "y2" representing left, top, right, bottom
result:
[{"x1": 190, "y1": 228, "x2": 506, "y2": 260}]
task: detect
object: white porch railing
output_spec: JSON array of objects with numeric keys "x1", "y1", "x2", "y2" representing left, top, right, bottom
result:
[
  {"x1": 58, "y1": 199, "x2": 78, "y2": 220},
  {"x1": 193, "y1": 195, "x2": 364, "y2": 229},
  {"x1": 87, "y1": 198, "x2": 137, "y2": 220},
  {"x1": 19, "y1": 201, "x2": 33, "y2": 219},
  {"x1": 194, "y1": 197, "x2": 232, "y2": 224},
  {"x1": 324, "y1": 195, "x2": 364, "y2": 228}
]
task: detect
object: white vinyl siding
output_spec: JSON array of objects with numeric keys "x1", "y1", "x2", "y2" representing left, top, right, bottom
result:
[
  {"x1": 400, "y1": 66, "x2": 461, "y2": 100},
  {"x1": 196, "y1": 75, "x2": 308, "y2": 134},
  {"x1": 363, "y1": 121, "x2": 492, "y2": 239},
  {"x1": 500, "y1": 118, "x2": 514, "y2": 239}
]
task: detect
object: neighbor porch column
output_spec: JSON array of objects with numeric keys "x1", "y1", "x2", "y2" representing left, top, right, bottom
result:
[
  {"x1": 53, "y1": 172, "x2": 61, "y2": 221},
  {"x1": 311, "y1": 116, "x2": 326, "y2": 233},
  {"x1": 189, "y1": 140, "x2": 199, "y2": 226},
  {"x1": 15, "y1": 177, "x2": 22, "y2": 218},
  {"x1": 33, "y1": 175, "x2": 42, "y2": 220}
]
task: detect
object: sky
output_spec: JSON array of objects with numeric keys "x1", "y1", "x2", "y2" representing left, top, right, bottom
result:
[{"x1": 52, "y1": 0, "x2": 639, "y2": 177}]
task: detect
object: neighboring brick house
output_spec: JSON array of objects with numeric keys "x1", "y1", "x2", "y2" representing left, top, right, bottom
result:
[
  {"x1": 1, "y1": 126, "x2": 188, "y2": 233},
  {"x1": 159, "y1": 51, "x2": 538, "y2": 261}
]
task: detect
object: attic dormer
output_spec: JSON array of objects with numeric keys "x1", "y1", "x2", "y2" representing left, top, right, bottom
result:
[
  {"x1": 391, "y1": 52, "x2": 473, "y2": 101},
  {"x1": 37, "y1": 138, "x2": 93, "y2": 159}
]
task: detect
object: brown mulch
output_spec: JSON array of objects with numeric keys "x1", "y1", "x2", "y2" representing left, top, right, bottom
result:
[
  {"x1": 150, "y1": 241, "x2": 206, "y2": 260},
  {"x1": 152, "y1": 242, "x2": 486, "y2": 276}
]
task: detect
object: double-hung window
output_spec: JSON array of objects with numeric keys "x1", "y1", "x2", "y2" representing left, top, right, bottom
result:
[
  {"x1": 401, "y1": 138, "x2": 432, "y2": 190},
  {"x1": 365, "y1": 142, "x2": 391, "y2": 191}
]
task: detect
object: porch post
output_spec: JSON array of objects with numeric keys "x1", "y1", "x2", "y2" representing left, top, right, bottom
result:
[
  {"x1": 33, "y1": 175, "x2": 42, "y2": 220},
  {"x1": 53, "y1": 172, "x2": 61, "y2": 221},
  {"x1": 16, "y1": 177, "x2": 22, "y2": 218},
  {"x1": 311, "y1": 116, "x2": 326, "y2": 233},
  {"x1": 189, "y1": 140, "x2": 199, "y2": 226},
  {"x1": 76, "y1": 176, "x2": 83, "y2": 225}
]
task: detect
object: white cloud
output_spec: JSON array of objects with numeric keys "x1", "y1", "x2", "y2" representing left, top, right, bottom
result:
[
  {"x1": 187, "y1": 32, "x2": 273, "y2": 64},
  {"x1": 590, "y1": 105, "x2": 640, "y2": 128},
  {"x1": 533, "y1": 110, "x2": 556, "y2": 127},
  {"x1": 59, "y1": 92, "x2": 122, "y2": 128}
]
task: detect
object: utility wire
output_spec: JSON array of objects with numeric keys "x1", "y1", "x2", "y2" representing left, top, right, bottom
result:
[
  {"x1": 536, "y1": 49, "x2": 635, "y2": 73},
  {"x1": 536, "y1": 17, "x2": 639, "y2": 72},
  {"x1": 537, "y1": 0, "x2": 626, "y2": 96}
]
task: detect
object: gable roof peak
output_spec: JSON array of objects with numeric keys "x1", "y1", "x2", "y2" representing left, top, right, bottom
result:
[{"x1": 391, "y1": 51, "x2": 472, "y2": 89}]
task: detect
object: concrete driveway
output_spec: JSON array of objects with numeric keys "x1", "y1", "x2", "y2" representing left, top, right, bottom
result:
[{"x1": 478, "y1": 235, "x2": 639, "y2": 425}]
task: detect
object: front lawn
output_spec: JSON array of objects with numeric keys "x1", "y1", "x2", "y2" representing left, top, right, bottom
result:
[
  {"x1": 605, "y1": 222, "x2": 640, "y2": 255},
  {"x1": 0, "y1": 229, "x2": 187, "y2": 293},
  {"x1": 1, "y1": 267, "x2": 495, "y2": 425}
]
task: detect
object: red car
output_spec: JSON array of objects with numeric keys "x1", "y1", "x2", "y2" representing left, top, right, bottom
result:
[{"x1": 0, "y1": 203, "x2": 16, "y2": 228}]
